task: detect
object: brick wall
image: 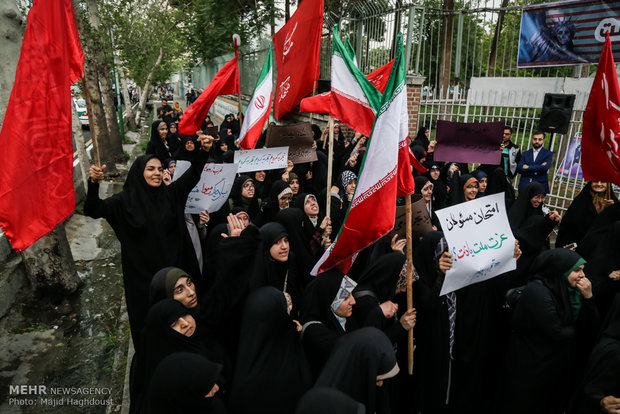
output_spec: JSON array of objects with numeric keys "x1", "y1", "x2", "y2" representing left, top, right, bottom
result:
[{"x1": 406, "y1": 75, "x2": 426, "y2": 145}]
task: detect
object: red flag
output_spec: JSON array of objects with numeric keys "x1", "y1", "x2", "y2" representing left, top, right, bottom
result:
[
  {"x1": 299, "y1": 59, "x2": 394, "y2": 118},
  {"x1": 300, "y1": 92, "x2": 331, "y2": 114},
  {"x1": 273, "y1": 0, "x2": 324, "y2": 120},
  {"x1": 178, "y1": 53, "x2": 239, "y2": 135},
  {"x1": 582, "y1": 34, "x2": 620, "y2": 186},
  {"x1": 0, "y1": 0, "x2": 84, "y2": 252}
]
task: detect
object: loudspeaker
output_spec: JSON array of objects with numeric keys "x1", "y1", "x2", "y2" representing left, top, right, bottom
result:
[{"x1": 539, "y1": 93, "x2": 575, "y2": 134}]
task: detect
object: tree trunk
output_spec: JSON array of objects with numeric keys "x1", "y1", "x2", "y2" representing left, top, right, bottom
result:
[
  {"x1": 487, "y1": 0, "x2": 510, "y2": 77},
  {"x1": 438, "y1": 0, "x2": 454, "y2": 120},
  {"x1": 86, "y1": 0, "x2": 123, "y2": 156},
  {"x1": 21, "y1": 223, "x2": 80, "y2": 300},
  {"x1": 135, "y1": 46, "x2": 163, "y2": 126},
  {"x1": 119, "y1": 66, "x2": 136, "y2": 129},
  {"x1": 438, "y1": 0, "x2": 454, "y2": 99},
  {"x1": 73, "y1": 0, "x2": 120, "y2": 174}
]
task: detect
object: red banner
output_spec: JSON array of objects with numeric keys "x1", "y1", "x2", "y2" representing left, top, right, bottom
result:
[
  {"x1": 582, "y1": 34, "x2": 620, "y2": 186},
  {"x1": 0, "y1": 0, "x2": 84, "y2": 251},
  {"x1": 178, "y1": 52, "x2": 239, "y2": 135},
  {"x1": 273, "y1": 0, "x2": 324, "y2": 120}
]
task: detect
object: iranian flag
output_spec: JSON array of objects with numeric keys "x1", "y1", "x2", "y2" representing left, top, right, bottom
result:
[
  {"x1": 239, "y1": 47, "x2": 273, "y2": 150},
  {"x1": 330, "y1": 26, "x2": 382, "y2": 138},
  {"x1": 311, "y1": 32, "x2": 408, "y2": 275}
]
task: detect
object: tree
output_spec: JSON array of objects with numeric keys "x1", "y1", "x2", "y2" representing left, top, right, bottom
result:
[
  {"x1": 186, "y1": 0, "x2": 281, "y2": 61},
  {"x1": 101, "y1": 0, "x2": 188, "y2": 126},
  {"x1": 73, "y1": 0, "x2": 124, "y2": 173}
]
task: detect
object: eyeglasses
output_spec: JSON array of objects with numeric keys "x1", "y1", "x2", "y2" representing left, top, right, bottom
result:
[
  {"x1": 243, "y1": 182, "x2": 254, "y2": 189},
  {"x1": 503, "y1": 132, "x2": 511, "y2": 136}
]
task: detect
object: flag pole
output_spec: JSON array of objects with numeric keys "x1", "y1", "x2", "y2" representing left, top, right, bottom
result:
[
  {"x1": 326, "y1": 116, "x2": 335, "y2": 218},
  {"x1": 309, "y1": 80, "x2": 317, "y2": 124},
  {"x1": 406, "y1": 194, "x2": 415, "y2": 374},
  {"x1": 234, "y1": 35, "x2": 243, "y2": 126}
]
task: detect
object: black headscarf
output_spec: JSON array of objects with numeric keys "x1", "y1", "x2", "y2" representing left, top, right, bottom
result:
[
  {"x1": 578, "y1": 203, "x2": 620, "y2": 260},
  {"x1": 295, "y1": 388, "x2": 365, "y2": 414},
  {"x1": 352, "y1": 253, "x2": 406, "y2": 332},
  {"x1": 147, "y1": 120, "x2": 172, "y2": 161},
  {"x1": 249, "y1": 222, "x2": 291, "y2": 293},
  {"x1": 529, "y1": 249, "x2": 586, "y2": 324},
  {"x1": 136, "y1": 299, "x2": 208, "y2": 411},
  {"x1": 146, "y1": 352, "x2": 225, "y2": 414},
  {"x1": 256, "y1": 180, "x2": 292, "y2": 226},
  {"x1": 354, "y1": 252, "x2": 405, "y2": 303},
  {"x1": 173, "y1": 135, "x2": 199, "y2": 161},
  {"x1": 300, "y1": 269, "x2": 348, "y2": 333},
  {"x1": 166, "y1": 122, "x2": 182, "y2": 154},
  {"x1": 276, "y1": 208, "x2": 315, "y2": 285},
  {"x1": 230, "y1": 287, "x2": 313, "y2": 414},
  {"x1": 484, "y1": 166, "x2": 515, "y2": 210},
  {"x1": 583, "y1": 221, "x2": 620, "y2": 317},
  {"x1": 149, "y1": 266, "x2": 192, "y2": 306},
  {"x1": 424, "y1": 165, "x2": 448, "y2": 209},
  {"x1": 315, "y1": 327, "x2": 399, "y2": 414},
  {"x1": 509, "y1": 182, "x2": 546, "y2": 231},
  {"x1": 556, "y1": 183, "x2": 619, "y2": 248},
  {"x1": 571, "y1": 293, "x2": 620, "y2": 414},
  {"x1": 117, "y1": 154, "x2": 168, "y2": 230},
  {"x1": 412, "y1": 126, "x2": 430, "y2": 152},
  {"x1": 230, "y1": 175, "x2": 261, "y2": 220},
  {"x1": 449, "y1": 174, "x2": 478, "y2": 205}
]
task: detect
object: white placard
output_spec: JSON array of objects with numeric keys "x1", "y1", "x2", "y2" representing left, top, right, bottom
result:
[
  {"x1": 172, "y1": 160, "x2": 191, "y2": 182},
  {"x1": 233, "y1": 146, "x2": 289, "y2": 173},
  {"x1": 184, "y1": 163, "x2": 238, "y2": 214},
  {"x1": 434, "y1": 193, "x2": 516, "y2": 295}
]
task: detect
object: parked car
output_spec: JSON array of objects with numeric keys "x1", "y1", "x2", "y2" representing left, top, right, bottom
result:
[{"x1": 73, "y1": 98, "x2": 89, "y2": 127}]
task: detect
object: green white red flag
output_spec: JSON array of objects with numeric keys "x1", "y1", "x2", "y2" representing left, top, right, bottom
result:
[
  {"x1": 312, "y1": 32, "x2": 408, "y2": 275},
  {"x1": 238, "y1": 46, "x2": 273, "y2": 150}
]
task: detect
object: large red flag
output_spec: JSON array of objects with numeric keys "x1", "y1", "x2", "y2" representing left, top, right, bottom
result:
[
  {"x1": 178, "y1": 53, "x2": 239, "y2": 135},
  {"x1": 0, "y1": 0, "x2": 84, "y2": 252},
  {"x1": 582, "y1": 34, "x2": 620, "y2": 186},
  {"x1": 273, "y1": 0, "x2": 324, "y2": 120},
  {"x1": 299, "y1": 59, "x2": 394, "y2": 122}
]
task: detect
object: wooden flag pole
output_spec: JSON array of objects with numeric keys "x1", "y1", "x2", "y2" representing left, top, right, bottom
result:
[
  {"x1": 406, "y1": 194, "x2": 415, "y2": 374},
  {"x1": 309, "y1": 80, "x2": 318, "y2": 125},
  {"x1": 326, "y1": 116, "x2": 335, "y2": 218}
]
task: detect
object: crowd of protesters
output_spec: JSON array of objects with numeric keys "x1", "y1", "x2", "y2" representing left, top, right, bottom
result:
[{"x1": 84, "y1": 112, "x2": 620, "y2": 413}]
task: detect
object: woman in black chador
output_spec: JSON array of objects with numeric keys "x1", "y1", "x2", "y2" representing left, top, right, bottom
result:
[
  {"x1": 85, "y1": 140, "x2": 211, "y2": 348},
  {"x1": 230, "y1": 287, "x2": 313, "y2": 414},
  {"x1": 556, "y1": 181, "x2": 617, "y2": 248},
  {"x1": 502, "y1": 249, "x2": 599, "y2": 414},
  {"x1": 146, "y1": 120, "x2": 172, "y2": 161},
  {"x1": 570, "y1": 293, "x2": 620, "y2": 414},
  {"x1": 146, "y1": 352, "x2": 227, "y2": 414},
  {"x1": 315, "y1": 327, "x2": 400, "y2": 414}
]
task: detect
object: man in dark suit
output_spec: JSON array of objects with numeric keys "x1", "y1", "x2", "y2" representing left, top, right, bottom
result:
[{"x1": 517, "y1": 131, "x2": 553, "y2": 193}]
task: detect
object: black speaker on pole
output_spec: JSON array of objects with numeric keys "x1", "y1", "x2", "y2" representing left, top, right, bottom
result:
[{"x1": 539, "y1": 93, "x2": 575, "y2": 134}]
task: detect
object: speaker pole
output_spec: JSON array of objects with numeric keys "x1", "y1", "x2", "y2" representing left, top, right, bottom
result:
[{"x1": 549, "y1": 132, "x2": 556, "y2": 151}]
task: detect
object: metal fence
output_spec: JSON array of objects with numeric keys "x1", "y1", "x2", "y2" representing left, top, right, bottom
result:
[{"x1": 189, "y1": 0, "x2": 618, "y2": 213}]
